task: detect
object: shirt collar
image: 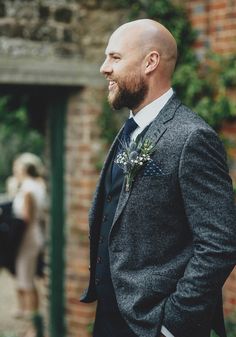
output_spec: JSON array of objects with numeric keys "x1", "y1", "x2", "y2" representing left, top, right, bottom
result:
[{"x1": 130, "y1": 88, "x2": 174, "y2": 129}]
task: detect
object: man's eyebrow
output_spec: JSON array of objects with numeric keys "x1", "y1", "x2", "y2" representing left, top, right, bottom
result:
[{"x1": 105, "y1": 51, "x2": 121, "y2": 56}]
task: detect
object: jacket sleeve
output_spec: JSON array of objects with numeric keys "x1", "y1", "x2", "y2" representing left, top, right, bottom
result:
[{"x1": 162, "y1": 127, "x2": 236, "y2": 337}]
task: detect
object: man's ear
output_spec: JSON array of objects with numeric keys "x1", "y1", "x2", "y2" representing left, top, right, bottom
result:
[{"x1": 144, "y1": 51, "x2": 160, "y2": 74}]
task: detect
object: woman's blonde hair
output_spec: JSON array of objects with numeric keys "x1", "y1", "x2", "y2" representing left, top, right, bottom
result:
[{"x1": 14, "y1": 153, "x2": 44, "y2": 178}]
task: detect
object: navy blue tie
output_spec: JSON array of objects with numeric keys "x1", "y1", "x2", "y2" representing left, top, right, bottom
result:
[
  {"x1": 122, "y1": 117, "x2": 139, "y2": 144},
  {"x1": 112, "y1": 118, "x2": 138, "y2": 182}
]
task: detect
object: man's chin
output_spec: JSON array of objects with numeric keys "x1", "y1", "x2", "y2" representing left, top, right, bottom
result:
[
  {"x1": 108, "y1": 94, "x2": 121, "y2": 110},
  {"x1": 108, "y1": 100, "x2": 119, "y2": 110}
]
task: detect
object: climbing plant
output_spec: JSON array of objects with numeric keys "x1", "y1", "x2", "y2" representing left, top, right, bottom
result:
[{"x1": 0, "y1": 95, "x2": 44, "y2": 192}]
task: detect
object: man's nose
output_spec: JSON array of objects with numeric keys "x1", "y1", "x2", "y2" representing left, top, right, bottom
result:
[{"x1": 100, "y1": 59, "x2": 112, "y2": 75}]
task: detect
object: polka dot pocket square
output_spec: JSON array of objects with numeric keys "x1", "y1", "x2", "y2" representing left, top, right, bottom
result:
[{"x1": 142, "y1": 160, "x2": 164, "y2": 176}]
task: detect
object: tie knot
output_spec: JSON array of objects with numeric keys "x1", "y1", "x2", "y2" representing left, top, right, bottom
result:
[{"x1": 123, "y1": 118, "x2": 138, "y2": 143}]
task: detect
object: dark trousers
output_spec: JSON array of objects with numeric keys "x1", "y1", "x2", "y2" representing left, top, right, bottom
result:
[{"x1": 93, "y1": 302, "x2": 137, "y2": 337}]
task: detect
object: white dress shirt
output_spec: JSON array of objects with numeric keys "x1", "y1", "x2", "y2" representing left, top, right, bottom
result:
[
  {"x1": 130, "y1": 88, "x2": 174, "y2": 140},
  {"x1": 130, "y1": 87, "x2": 175, "y2": 337}
]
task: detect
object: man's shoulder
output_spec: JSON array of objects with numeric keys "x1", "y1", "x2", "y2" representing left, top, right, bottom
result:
[
  {"x1": 154, "y1": 97, "x2": 220, "y2": 152},
  {"x1": 160, "y1": 94, "x2": 212, "y2": 133},
  {"x1": 150, "y1": 94, "x2": 220, "y2": 151},
  {"x1": 172, "y1": 99, "x2": 215, "y2": 137}
]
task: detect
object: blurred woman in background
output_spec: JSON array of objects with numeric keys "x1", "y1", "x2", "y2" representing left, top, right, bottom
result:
[{"x1": 12, "y1": 153, "x2": 46, "y2": 319}]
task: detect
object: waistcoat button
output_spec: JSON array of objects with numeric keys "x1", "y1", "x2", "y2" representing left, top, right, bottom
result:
[
  {"x1": 103, "y1": 214, "x2": 108, "y2": 222},
  {"x1": 107, "y1": 194, "x2": 112, "y2": 202}
]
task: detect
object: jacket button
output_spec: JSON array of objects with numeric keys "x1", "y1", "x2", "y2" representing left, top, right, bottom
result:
[
  {"x1": 107, "y1": 194, "x2": 112, "y2": 202},
  {"x1": 99, "y1": 236, "x2": 104, "y2": 244},
  {"x1": 97, "y1": 256, "x2": 102, "y2": 264},
  {"x1": 95, "y1": 278, "x2": 100, "y2": 285},
  {"x1": 103, "y1": 215, "x2": 108, "y2": 222}
]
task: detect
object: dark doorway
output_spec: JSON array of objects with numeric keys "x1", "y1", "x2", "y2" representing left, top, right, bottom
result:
[{"x1": 0, "y1": 84, "x2": 70, "y2": 337}]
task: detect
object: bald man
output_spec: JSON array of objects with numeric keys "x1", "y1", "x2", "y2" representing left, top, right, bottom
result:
[{"x1": 81, "y1": 19, "x2": 236, "y2": 337}]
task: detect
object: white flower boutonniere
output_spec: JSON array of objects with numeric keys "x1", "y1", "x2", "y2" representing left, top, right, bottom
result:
[{"x1": 115, "y1": 138, "x2": 156, "y2": 192}]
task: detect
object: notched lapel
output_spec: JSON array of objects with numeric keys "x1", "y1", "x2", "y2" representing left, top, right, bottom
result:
[
  {"x1": 143, "y1": 123, "x2": 167, "y2": 147},
  {"x1": 111, "y1": 182, "x2": 131, "y2": 227},
  {"x1": 142, "y1": 93, "x2": 181, "y2": 146},
  {"x1": 89, "y1": 126, "x2": 124, "y2": 229}
]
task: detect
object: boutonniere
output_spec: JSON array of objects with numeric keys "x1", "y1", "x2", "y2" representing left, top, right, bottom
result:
[{"x1": 115, "y1": 138, "x2": 156, "y2": 192}]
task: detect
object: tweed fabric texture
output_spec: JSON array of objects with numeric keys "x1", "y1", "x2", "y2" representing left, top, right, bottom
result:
[{"x1": 81, "y1": 95, "x2": 236, "y2": 337}]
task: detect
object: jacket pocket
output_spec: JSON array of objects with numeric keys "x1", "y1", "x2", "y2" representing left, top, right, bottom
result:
[{"x1": 142, "y1": 159, "x2": 165, "y2": 177}]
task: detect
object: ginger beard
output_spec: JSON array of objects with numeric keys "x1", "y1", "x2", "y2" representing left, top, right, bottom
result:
[{"x1": 108, "y1": 71, "x2": 148, "y2": 111}]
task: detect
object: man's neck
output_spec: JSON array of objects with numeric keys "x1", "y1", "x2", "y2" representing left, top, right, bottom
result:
[{"x1": 132, "y1": 87, "x2": 172, "y2": 115}]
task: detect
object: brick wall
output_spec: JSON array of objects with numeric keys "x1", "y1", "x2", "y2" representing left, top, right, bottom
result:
[
  {"x1": 65, "y1": 88, "x2": 105, "y2": 337},
  {"x1": 220, "y1": 121, "x2": 236, "y2": 317},
  {"x1": 186, "y1": 0, "x2": 236, "y2": 320},
  {"x1": 185, "y1": 0, "x2": 236, "y2": 58}
]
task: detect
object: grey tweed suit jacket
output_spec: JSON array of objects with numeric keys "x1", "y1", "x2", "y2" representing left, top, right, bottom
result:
[{"x1": 82, "y1": 95, "x2": 236, "y2": 337}]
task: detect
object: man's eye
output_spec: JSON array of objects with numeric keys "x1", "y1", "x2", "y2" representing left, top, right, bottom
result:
[{"x1": 113, "y1": 56, "x2": 120, "y2": 61}]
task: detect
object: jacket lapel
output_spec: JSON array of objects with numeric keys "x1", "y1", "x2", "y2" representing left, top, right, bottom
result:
[
  {"x1": 111, "y1": 94, "x2": 182, "y2": 229},
  {"x1": 89, "y1": 126, "x2": 124, "y2": 229},
  {"x1": 142, "y1": 93, "x2": 181, "y2": 145}
]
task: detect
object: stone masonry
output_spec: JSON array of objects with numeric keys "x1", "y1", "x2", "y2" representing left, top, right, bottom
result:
[{"x1": 0, "y1": 0, "x2": 127, "y2": 63}]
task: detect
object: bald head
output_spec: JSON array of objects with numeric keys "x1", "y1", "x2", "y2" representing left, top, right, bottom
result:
[{"x1": 109, "y1": 19, "x2": 177, "y2": 78}]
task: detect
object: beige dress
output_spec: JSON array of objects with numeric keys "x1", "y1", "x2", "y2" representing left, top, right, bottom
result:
[{"x1": 13, "y1": 178, "x2": 46, "y2": 290}]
